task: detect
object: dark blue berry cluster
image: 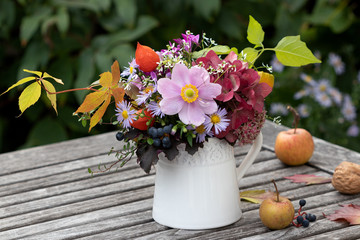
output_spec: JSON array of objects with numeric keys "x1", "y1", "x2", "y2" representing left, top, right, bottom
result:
[
  {"x1": 292, "y1": 199, "x2": 317, "y2": 228},
  {"x1": 148, "y1": 125, "x2": 173, "y2": 148}
]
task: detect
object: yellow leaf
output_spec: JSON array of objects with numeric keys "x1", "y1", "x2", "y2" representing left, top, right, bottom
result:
[
  {"x1": 18, "y1": 81, "x2": 41, "y2": 113},
  {"x1": 89, "y1": 95, "x2": 111, "y2": 131},
  {"x1": 1, "y1": 76, "x2": 36, "y2": 96},
  {"x1": 99, "y1": 71, "x2": 113, "y2": 88},
  {"x1": 41, "y1": 80, "x2": 58, "y2": 114},
  {"x1": 23, "y1": 69, "x2": 64, "y2": 85},
  {"x1": 75, "y1": 91, "x2": 108, "y2": 113},
  {"x1": 111, "y1": 60, "x2": 120, "y2": 86},
  {"x1": 43, "y1": 72, "x2": 64, "y2": 85},
  {"x1": 111, "y1": 87, "x2": 125, "y2": 105}
]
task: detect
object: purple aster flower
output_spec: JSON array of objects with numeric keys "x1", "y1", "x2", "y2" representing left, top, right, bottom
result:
[
  {"x1": 193, "y1": 124, "x2": 213, "y2": 143},
  {"x1": 329, "y1": 53, "x2": 345, "y2": 75},
  {"x1": 347, "y1": 124, "x2": 359, "y2": 137},
  {"x1": 297, "y1": 104, "x2": 310, "y2": 118},
  {"x1": 315, "y1": 79, "x2": 331, "y2": 94},
  {"x1": 121, "y1": 58, "x2": 139, "y2": 80},
  {"x1": 135, "y1": 83, "x2": 157, "y2": 105},
  {"x1": 315, "y1": 92, "x2": 332, "y2": 108},
  {"x1": 147, "y1": 100, "x2": 164, "y2": 118},
  {"x1": 269, "y1": 103, "x2": 288, "y2": 116},
  {"x1": 157, "y1": 63, "x2": 222, "y2": 126},
  {"x1": 294, "y1": 87, "x2": 311, "y2": 100},
  {"x1": 328, "y1": 87, "x2": 342, "y2": 106},
  {"x1": 115, "y1": 100, "x2": 137, "y2": 129},
  {"x1": 204, "y1": 108, "x2": 230, "y2": 135},
  {"x1": 341, "y1": 95, "x2": 357, "y2": 121},
  {"x1": 300, "y1": 73, "x2": 317, "y2": 87},
  {"x1": 270, "y1": 55, "x2": 284, "y2": 73}
]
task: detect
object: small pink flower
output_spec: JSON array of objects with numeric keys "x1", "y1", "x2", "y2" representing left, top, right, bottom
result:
[{"x1": 157, "y1": 63, "x2": 221, "y2": 126}]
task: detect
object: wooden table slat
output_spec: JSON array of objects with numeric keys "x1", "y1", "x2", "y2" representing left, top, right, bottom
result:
[{"x1": 0, "y1": 120, "x2": 359, "y2": 239}]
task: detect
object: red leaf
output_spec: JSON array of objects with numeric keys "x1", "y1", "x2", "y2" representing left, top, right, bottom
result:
[
  {"x1": 325, "y1": 204, "x2": 360, "y2": 225},
  {"x1": 284, "y1": 174, "x2": 332, "y2": 185}
]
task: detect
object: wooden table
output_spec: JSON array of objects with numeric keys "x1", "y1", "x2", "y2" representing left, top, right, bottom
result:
[{"x1": 1, "y1": 121, "x2": 360, "y2": 240}]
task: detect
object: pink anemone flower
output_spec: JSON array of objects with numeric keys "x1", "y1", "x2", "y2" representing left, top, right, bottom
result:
[{"x1": 157, "y1": 63, "x2": 222, "y2": 126}]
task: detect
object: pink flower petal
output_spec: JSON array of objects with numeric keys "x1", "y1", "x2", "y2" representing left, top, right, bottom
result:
[
  {"x1": 188, "y1": 66, "x2": 210, "y2": 87},
  {"x1": 198, "y1": 82, "x2": 221, "y2": 100},
  {"x1": 157, "y1": 78, "x2": 181, "y2": 98},
  {"x1": 224, "y1": 51, "x2": 238, "y2": 63},
  {"x1": 198, "y1": 99, "x2": 218, "y2": 114},
  {"x1": 170, "y1": 63, "x2": 189, "y2": 85},
  {"x1": 159, "y1": 96, "x2": 184, "y2": 115},
  {"x1": 178, "y1": 103, "x2": 205, "y2": 126}
]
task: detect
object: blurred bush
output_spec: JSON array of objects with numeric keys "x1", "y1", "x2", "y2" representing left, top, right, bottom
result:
[{"x1": 0, "y1": 0, "x2": 359, "y2": 153}]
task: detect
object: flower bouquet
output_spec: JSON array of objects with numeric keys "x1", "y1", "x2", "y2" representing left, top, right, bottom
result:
[{"x1": 2, "y1": 16, "x2": 320, "y2": 175}]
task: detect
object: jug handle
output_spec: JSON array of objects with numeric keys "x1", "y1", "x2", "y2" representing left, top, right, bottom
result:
[{"x1": 236, "y1": 131, "x2": 263, "y2": 184}]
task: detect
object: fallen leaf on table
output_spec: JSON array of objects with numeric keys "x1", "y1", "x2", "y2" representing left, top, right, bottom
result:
[
  {"x1": 324, "y1": 204, "x2": 360, "y2": 225},
  {"x1": 284, "y1": 174, "x2": 332, "y2": 185},
  {"x1": 239, "y1": 190, "x2": 277, "y2": 204}
]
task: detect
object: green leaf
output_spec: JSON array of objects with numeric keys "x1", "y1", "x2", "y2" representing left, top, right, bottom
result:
[
  {"x1": 18, "y1": 81, "x2": 42, "y2": 114},
  {"x1": 240, "y1": 190, "x2": 278, "y2": 204},
  {"x1": 147, "y1": 138, "x2": 154, "y2": 145},
  {"x1": 114, "y1": 0, "x2": 137, "y2": 28},
  {"x1": 192, "y1": 45, "x2": 231, "y2": 59},
  {"x1": 240, "y1": 47, "x2": 259, "y2": 64},
  {"x1": 1, "y1": 76, "x2": 36, "y2": 96},
  {"x1": 41, "y1": 80, "x2": 58, "y2": 114},
  {"x1": 247, "y1": 15, "x2": 265, "y2": 47},
  {"x1": 274, "y1": 35, "x2": 321, "y2": 67}
]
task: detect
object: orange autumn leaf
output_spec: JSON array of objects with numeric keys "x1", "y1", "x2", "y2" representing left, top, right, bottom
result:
[
  {"x1": 89, "y1": 94, "x2": 111, "y2": 131},
  {"x1": 99, "y1": 71, "x2": 113, "y2": 89},
  {"x1": 76, "y1": 91, "x2": 108, "y2": 113},
  {"x1": 112, "y1": 87, "x2": 125, "y2": 105},
  {"x1": 111, "y1": 60, "x2": 121, "y2": 86}
]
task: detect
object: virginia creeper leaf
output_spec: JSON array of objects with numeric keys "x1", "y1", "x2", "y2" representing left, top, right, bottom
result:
[
  {"x1": 18, "y1": 81, "x2": 41, "y2": 114},
  {"x1": 41, "y1": 80, "x2": 58, "y2": 114},
  {"x1": 23, "y1": 69, "x2": 64, "y2": 84},
  {"x1": 284, "y1": 174, "x2": 332, "y2": 185},
  {"x1": 1, "y1": 76, "x2": 36, "y2": 96},
  {"x1": 274, "y1": 35, "x2": 321, "y2": 67},
  {"x1": 89, "y1": 94, "x2": 111, "y2": 131},
  {"x1": 99, "y1": 71, "x2": 113, "y2": 88},
  {"x1": 247, "y1": 15, "x2": 265, "y2": 46},
  {"x1": 239, "y1": 190, "x2": 277, "y2": 204},
  {"x1": 325, "y1": 204, "x2": 360, "y2": 225},
  {"x1": 75, "y1": 91, "x2": 108, "y2": 113},
  {"x1": 111, "y1": 60, "x2": 121, "y2": 86}
]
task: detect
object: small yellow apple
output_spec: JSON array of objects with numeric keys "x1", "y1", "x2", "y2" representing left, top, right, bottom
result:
[{"x1": 259, "y1": 180, "x2": 295, "y2": 230}]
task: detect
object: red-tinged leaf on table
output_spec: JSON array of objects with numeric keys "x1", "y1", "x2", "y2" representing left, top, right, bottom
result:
[
  {"x1": 239, "y1": 190, "x2": 277, "y2": 204},
  {"x1": 284, "y1": 174, "x2": 332, "y2": 185},
  {"x1": 325, "y1": 204, "x2": 360, "y2": 225}
]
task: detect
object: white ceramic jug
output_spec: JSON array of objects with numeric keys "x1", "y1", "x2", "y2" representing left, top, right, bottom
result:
[{"x1": 152, "y1": 132, "x2": 263, "y2": 230}]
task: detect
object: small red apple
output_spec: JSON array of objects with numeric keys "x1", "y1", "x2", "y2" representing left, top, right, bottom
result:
[{"x1": 274, "y1": 106, "x2": 314, "y2": 166}]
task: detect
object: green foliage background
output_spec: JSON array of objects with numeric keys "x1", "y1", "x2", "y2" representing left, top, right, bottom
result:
[{"x1": 1, "y1": 0, "x2": 359, "y2": 153}]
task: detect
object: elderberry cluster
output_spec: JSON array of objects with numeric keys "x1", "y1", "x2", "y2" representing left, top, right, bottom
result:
[
  {"x1": 148, "y1": 125, "x2": 173, "y2": 148},
  {"x1": 293, "y1": 199, "x2": 317, "y2": 228}
]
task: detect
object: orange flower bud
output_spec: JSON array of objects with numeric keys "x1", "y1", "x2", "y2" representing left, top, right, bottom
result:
[
  {"x1": 135, "y1": 42, "x2": 160, "y2": 72},
  {"x1": 258, "y1": 71, "x2": 275, "y2": 88},
  {"x1": 130, "y1": 109, "x2": 154, "y2": 130}
]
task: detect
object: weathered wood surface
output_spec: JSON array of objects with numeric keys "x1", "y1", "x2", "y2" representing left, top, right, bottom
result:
[{"x1": 0, "y1": 120, "x2": 359, "y2": 240}]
